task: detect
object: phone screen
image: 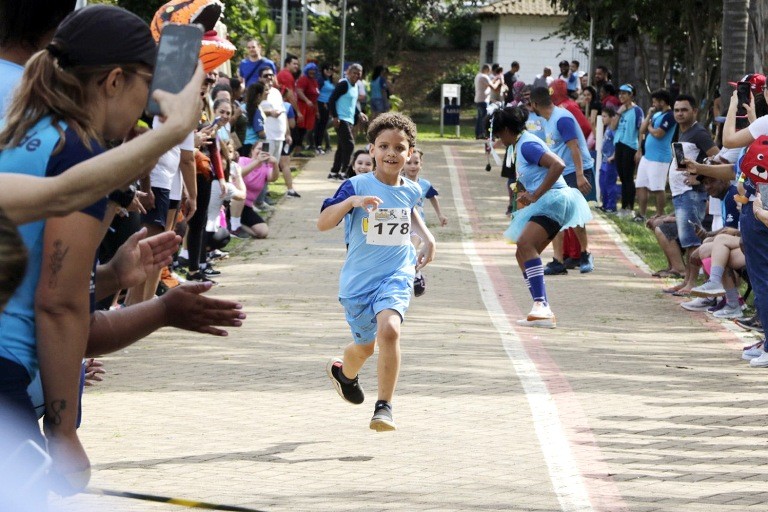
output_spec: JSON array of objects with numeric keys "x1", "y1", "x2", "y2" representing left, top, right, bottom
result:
[
  {"x1": 737, "y1": 82, "x2": 751, "y2": 117},
  {"x1": 261, "y1": 142, "x2": 270, "y2": 153},
  {"x1": 146, "y1": 24, "x2": 203, "y2": 117},
  {"x1": 760, "y1": 183, "x2": 768, "y2": 211},
  {"x1": 672, "y1": 142, "x2": 686, "y2": 168}
]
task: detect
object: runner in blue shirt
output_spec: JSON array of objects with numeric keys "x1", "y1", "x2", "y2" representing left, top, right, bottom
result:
[
  {"x1": 319, "y1": 113, "x2": 436, "y2": 432},
  {"x1": 487, "y1": 106, "x2": 591, "y2": 328}
]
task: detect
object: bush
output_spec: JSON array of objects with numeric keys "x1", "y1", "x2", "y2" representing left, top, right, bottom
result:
[{"x1": 425, "y1": 62, "x2": 478, "y2": 107}]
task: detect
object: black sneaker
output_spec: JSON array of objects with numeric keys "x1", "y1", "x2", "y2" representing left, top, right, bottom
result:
[
  {"x1": 186, "y1": 270, "x2": 217, "y2": 284},
  {"x1": 414, "y1": 272, "x2": 426, "y2": 297},
  {"x1": 328, "y1": 172, "x2": 341, "y2": 180},
  {"x1": 563, "y1": 257, "x2": 579, "y2": 270},
  {"x1": 370, "y1": 401, "x2": 397, "y2": 432},
  {"x1": 202, "y1": 266, "x2": 221, "y2": 277},
  {"x1": 735, "y1": 315, "x2": 764, "y2": 333},
  {"x1": 326, "y1": 357, "x2": 364, "y2": 404},
  {"x1": 286, "y1": 189, "x2": 301, "y2": 198},
  {"x1": 543, "y1": 259, "x2": 568, "y2": 275}
]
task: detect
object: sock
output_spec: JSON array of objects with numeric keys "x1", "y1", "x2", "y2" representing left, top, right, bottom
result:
[
  {"x1": 230, "y1": 217, "x2": 241, "y2": 230},
  {"x1": 338, "y1": 364, "x2": 356, "y2": 383},
  {"x1": 709, "y1": 265, "x2": 725, "y2": 285},
  {"x1": 179, "y1": 248, "x2": 189, "y2": 259},
  {"x1": 522, "y1": 269, "x2": 531, "y2": 295},
  {"x1": 725, "y1": 287, "x2": 740, "y2": 307},
  {"x1": 524, "y1": 258, "x2": 547, "y2": 304},
  {"x1": 375, "y1": 399, "x2": 391, "y2": 410}
]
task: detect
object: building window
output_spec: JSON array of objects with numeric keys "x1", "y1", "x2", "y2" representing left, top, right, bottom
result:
[{"x1": 485, "y1": 41, "x2": 494, "y2": 65}]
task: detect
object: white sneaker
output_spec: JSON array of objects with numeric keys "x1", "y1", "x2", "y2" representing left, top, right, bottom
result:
[
  {"x1": 516, "y1": 301, "x2": 556, "y2": 329},
  {"x1": 750, "y1": 351, "x2": 768, "y2": 367},
  {"x1": 680, "y1": 297, "x2": 717, "y2": 312},
  {"x1": 742, "y1": 347, "x2": 764, "y2": 361},
  {"x1": 712, "y1": 304, "x2": 745, "y2": 319},
  {"x1": 691, "y1": 280, "x2": 726, "y2": 297}
]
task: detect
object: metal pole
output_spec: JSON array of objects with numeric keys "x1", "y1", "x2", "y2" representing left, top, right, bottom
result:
[
  {"x1": 340, "y1": 0, "x2": 347, "y2": 74},
  {"x1": 280, "y1": 0, "x2": 288, "y2": 69},
  {"x1": 300, "y1": 0, "x2": 308, "y2": 66}
]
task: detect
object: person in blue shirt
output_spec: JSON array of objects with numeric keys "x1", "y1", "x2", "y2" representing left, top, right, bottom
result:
[
  {"x1": 487, "y1": 106, "x2": 591, "y2": 328},
  {"x1": 328, "y1": 63, "x2": 368, "y2": 180},
  {"x1": 370, "y1": 65, "x2": 392, "y2": 119},
  {"x1": 599, "y1": 106, "x2": 620, "y2": 212},
  {"x1": 0, "y1": 6, "x2": 245, "y2": 497},
  {"x1": 636, "y1": 89, "x2": 676, "y2": 221},
  {"x1": 402, "y1": 148, "x2": 447, "y2": 297},
  {"x1": 611, "y1": 83, "x2": 644, "y2": 214},
  {"x1": 529, "y1": 86, "x2": 596, "y2": 274},
  {"x1": 237, "y1": 39, "x2": 276, "y2": 88},
  {"x1": 314, "y1": 63, "x2": 337, "y2": 154},
  {"x1": 319, "y1": 113, "x2": 436, "y2": 432}
]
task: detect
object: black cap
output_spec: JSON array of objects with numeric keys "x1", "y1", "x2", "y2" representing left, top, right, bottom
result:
[{"x1": 47, "y1": 5, "x2": 156, "y2": 69}]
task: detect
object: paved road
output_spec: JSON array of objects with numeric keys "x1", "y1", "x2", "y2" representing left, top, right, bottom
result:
[{"x1": 55, "y1": 140, "x2": 767, "y2": 512}]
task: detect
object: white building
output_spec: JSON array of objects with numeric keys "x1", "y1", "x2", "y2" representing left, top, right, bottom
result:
[{"x1": 477, "y1": 0, "x2": 589, "y2": 84}]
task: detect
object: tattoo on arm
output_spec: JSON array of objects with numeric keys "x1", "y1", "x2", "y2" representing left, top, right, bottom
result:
[
  {"x1": 48, "y1": 239, "x2": 69, "y2": 288},
  {"x1": 46, "y1": 399, "x2": 66, "y2": 426}
]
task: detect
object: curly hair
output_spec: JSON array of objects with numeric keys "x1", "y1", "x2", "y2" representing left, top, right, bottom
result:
[{"x1": 366, "y1": 112, "x2": 417, "y2": 148}]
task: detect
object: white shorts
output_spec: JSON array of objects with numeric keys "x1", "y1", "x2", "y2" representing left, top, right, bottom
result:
[{"x1": 635, "y1": 157, "x2": 669, "y2": 191}]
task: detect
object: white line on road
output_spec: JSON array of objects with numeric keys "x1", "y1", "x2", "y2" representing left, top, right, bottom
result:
[{"x1": 443, "y1": 145, "x2": 594, "y2": 512}]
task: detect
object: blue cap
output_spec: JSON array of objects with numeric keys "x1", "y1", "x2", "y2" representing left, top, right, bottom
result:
[{"x1": 619, "y1": 84, "x2": 634, "y2": 94}]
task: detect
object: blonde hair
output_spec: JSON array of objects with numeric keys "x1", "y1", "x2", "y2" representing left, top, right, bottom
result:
[{"x1": 0, "y1": 49, "x2": 141, "y2": 154}]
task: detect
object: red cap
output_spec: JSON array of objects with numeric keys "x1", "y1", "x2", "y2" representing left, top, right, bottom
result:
[{"x1": 729, "y1": 73, "x2": 766, "y2": 95}]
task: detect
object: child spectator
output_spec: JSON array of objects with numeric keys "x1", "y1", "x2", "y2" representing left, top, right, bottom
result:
[
  {"x1": 402, "y1": 148, "x2": 447, "y2": 297},
  {"x1": 346, "y1": 148, "x2": 374, "y2": 179},
  {"x1": 318, "y1": 113, "x2": 436, "y2": 431},
  {"x1": 599, "y1": 106, "x2": 619, "y2": 212}
]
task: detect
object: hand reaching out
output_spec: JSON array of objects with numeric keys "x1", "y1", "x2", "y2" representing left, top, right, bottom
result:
[
  {"x1": 109, "y1": 228, "x2": 182, "y2": 290},
  {"x1": 160, "y1": 281, "x2": 245, "y2": 336}
]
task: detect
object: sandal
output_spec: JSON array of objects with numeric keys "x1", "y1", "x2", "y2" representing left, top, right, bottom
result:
[
  {"x1": 652, "y1": 268, "x2": 671, "y2": 277},
  {"x1": 657, "y1": 270, "x2": 683, "y2": 279}
]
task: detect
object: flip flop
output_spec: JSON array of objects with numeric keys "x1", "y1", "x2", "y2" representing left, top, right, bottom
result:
[
  {"x1": 651, "y1": 268, "x2": 670, "y2": 277},
  {"x1": 657, "y1": 270, "x2": 684, "y2": 278},
  {"x1": 672, "y1": 290, "x2": 692, "y2": 297}
]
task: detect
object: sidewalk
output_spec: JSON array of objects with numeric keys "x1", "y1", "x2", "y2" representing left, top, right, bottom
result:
[{"x1": 55, "y1": 140, "x2": 768, "y2": 512}]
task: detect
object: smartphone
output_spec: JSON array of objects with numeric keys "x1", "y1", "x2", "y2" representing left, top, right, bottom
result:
[
  {"x1": 737, "y1": 81, "x2": 751, "y2": 117},
  {"x1": 146, "y1": 23, "x2": 203, "y2": 117},
  {"x1": 672, "y1": 142, "x2": 686, "y2": 168},
  {"x1": 261, "y1": 142, "x2": 270, "y2": 153},
  {"x1": 760, "y1": 183, "x2": 768, "y2": 211}
]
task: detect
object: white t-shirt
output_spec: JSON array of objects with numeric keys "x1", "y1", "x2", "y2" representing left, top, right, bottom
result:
[
  {"x1": 748, "y1": 115, "x2": 768, "y2": 139},
  {"x1": 149, "y1": 117, "x2": 195, "y2": 191},
  {"x1": 474, "y1": 73, "x2": 491, "y2": 103},
  {"x1": 668, "y1": 141, "x2": 701, "y2": 197},
  {"x1": 261, "y1": 87, "x2": 286, "y2": 141}
]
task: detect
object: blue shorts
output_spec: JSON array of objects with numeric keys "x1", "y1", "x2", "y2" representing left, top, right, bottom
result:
[
  {"x1": 140, "y1": 187, "x2": 171, "y2": 228},
  {"x1": 339, "y1": 275, "x2": 413, "y2": 344},
  {"x1": 563, "y1": 168, "x2": 594, "y2": 193},
  {"x1": 672, "y1": 189, "x2": 707, "y2": 248}
]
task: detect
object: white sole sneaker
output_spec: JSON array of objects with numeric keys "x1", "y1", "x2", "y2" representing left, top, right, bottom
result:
[{"x1": 516, "y1": 317, "x2": 557, "y2": 329}]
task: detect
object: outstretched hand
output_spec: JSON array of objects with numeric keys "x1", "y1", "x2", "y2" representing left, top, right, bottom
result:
[
  {"x1": 109, "y1": 228, "x2": 182, "y2": 290},
  {"x1": 161, "y1": 281, "x2": 245, "y2": 336}
]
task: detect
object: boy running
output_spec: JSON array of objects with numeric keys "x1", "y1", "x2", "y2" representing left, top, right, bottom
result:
[{"x1": 318, "y1": 113, "x2": 436, "y2": 431}]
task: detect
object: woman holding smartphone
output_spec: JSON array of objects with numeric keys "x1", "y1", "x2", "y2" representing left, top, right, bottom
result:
[{"x1": 720, "y1": 80, "x2": 768, "y2": 366}]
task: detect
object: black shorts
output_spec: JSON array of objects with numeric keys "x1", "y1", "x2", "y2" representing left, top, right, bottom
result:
[
  {"x1": 529, "y1": 215, "x2": 562, "y2": 240},
  {"x1": 168, "y1": 199, "x2": 180, "y2": 210},
  {"x1": 242, "y1": 206, "x2": 265, "y2": 227},
  {"x1": 563, "y1": 168, "x2": 594, "y2": 192},
  {"x1": 140, "y1": 187, "x2": 171, "y2": 228}
]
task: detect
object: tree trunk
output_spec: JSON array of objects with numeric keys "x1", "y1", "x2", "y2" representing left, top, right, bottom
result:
[
  {"x1": 719, "y1": 0, "x2": 750, "y2": 115},
  {"x1": 746, "y1": 0, "x2": 767, "y2": 73}
]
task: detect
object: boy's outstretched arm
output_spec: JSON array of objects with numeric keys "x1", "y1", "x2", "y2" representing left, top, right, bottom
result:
[
  {"x1": 428, "y1": 196, "x2": 448, "y2": 226},
  {"x1": 411, "y1": 208, "x2": 436, "y2": 270},
  {"x1": 317, "y1": 195, "x2": 383, "y2": 231}
]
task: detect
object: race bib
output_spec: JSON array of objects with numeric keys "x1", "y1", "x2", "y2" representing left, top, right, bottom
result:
[{"x1": 366, "y1": 208, "x2": 411, "y2": 246}]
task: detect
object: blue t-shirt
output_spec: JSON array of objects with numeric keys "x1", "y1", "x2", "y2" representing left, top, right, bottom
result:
[
  {"x1": 644, "y1": 110, "x2": 677, "y2": 162},
  {"x1": 615, "y1": 105, "x2": 644, "y2": 149},
  {"x1": 566, "y1": 73, "x2": 579, "y2": 92},
  {"x1": 516, "y1": 131, "x2": 568, "y2": 194},
  {"x1": 244, "y1": 106, "x2": 265, "y2": 145},
  {"x1": 239, "y1": 58, "x2": 276, "y2": 87},
  {"x1": 543, "y1": 106, "x2": 594, "y2": 175},
  {"x1": 0, "y1": 118, "x2": 106, "y2": 377},
  {"x1": 0, "y1": 58, "x2": 23, "y2": 116},
  {"x1": 318, "y1": 78, "x2": 335, "y2": 104},
  {"x1": 602, "y1": 127, "x2": 616, "y2": 161},
  {"x1": 330, "y1": 79, "x2": 358, "y2": 124},
  {"x1": 370, "y1": 76, "x2": 388, "y2": 100},
  {"x1": 525, "y1": 111, "x2": 547, "y2": 141},
  {"x1": 321, "y1": 172, "x2": 421, "y2": 298},
  {"x1": 413, "y1": 177, "x2": 438, "y2": 218}
]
